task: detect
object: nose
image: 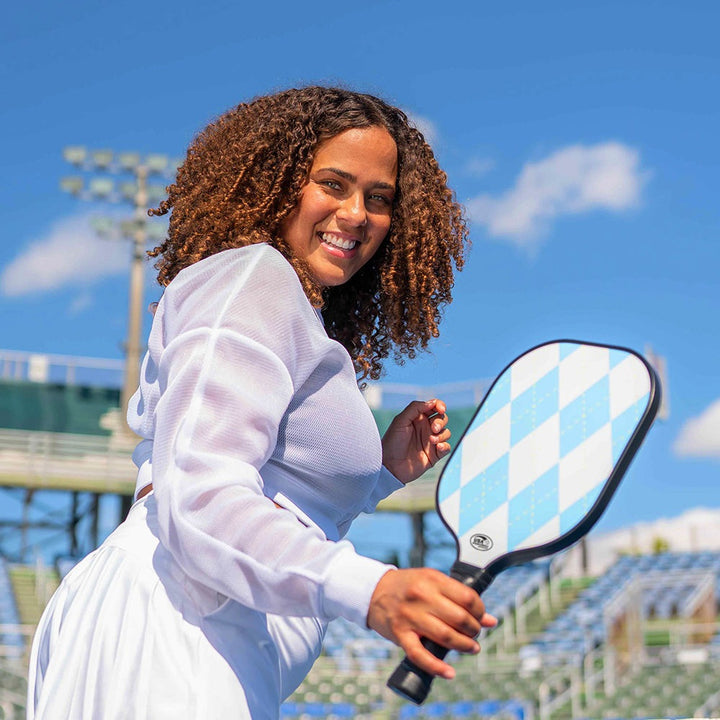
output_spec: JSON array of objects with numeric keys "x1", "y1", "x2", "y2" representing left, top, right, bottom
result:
[{"x1": 336, "y1": 191, "x2": 367, "y2": 227}]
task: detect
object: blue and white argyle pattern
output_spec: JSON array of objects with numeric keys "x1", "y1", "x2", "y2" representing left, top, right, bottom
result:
[{"x1": 438, "y1": 342, "x2": 652, "y2": 568}]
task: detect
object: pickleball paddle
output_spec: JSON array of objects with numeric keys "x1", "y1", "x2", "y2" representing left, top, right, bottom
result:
[{"x1": 387, "y1": 340, "x2": 660, "y2": 704}]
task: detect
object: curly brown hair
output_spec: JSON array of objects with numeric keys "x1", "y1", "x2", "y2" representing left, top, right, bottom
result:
[{"x1": 149, "y1": 86, "x2": 469, "y2": 380}]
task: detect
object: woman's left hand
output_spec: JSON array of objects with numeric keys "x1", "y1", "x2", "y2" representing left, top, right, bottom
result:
[{"x1": 382, "y1": 399, "x2": 451, "y2": 484}]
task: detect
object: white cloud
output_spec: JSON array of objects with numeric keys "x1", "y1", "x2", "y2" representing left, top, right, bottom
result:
[
  {"x1": 466, "y1": 142, "x2": 648, "y2": 251},
  {"x1": 68, "y1": 291, "x2": 94, "y2": 316},
  {"x1": 1, "y1": 214, "x2": 130, "y2": 298},
  {"x1": 407, "y1": 112, "x2": 439, "y2": 147},
  {"x1": 465, "y1": 157, "x2": 495, "y2": 177},
  {"x1": 673, "y1": 399, "x2": 720, "y2": 460}
]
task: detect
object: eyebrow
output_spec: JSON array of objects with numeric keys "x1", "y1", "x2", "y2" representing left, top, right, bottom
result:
[{"x1": 317, "y1": 167, "x2": 396, "y2": 192}]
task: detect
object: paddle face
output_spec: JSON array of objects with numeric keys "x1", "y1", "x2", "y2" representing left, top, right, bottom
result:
[
  {"x1": 437, "y1": 340, "x2": 659, "y2": 574},
  {"x1": 387, "y1": 340, "x2": 660, "y2": 705}
]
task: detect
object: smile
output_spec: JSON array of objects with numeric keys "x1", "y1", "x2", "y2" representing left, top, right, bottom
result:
[{"x1": 320, "y1": 232, "x2": 358, "y2": 251}]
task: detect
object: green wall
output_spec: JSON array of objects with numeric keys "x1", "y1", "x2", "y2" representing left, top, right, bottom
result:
[{"x1": 0, "y1": 381, "x2": 120, "y2": 436}]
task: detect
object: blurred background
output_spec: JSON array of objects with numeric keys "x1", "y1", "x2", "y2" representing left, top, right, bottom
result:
[{"x1": 1, "y1": 2, "x2": 718, "y2": 718}]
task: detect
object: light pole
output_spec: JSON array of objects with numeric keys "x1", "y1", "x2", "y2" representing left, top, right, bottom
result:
[{"x1": 60, "y1": 147, "x2": 178, "y2": 434}]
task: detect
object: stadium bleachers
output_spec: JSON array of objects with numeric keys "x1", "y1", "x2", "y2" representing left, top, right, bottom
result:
[
  {"x1": 588, "y1": 660, "x2": 720, "y2": 719},
  {"x1": 0, "y1": 560, "x2": 24, "y2": 656},
  {"x1": 284, "y1": 552, "x2": 720, "y2": 719},
  {"x1": 523, "y1": 551, "x2": 720, "y2": 659},
  {"x1": 7, "y1": 565, "x2": 58, "y2": 628},
  {"x1": 0, "y1": 560, "x2": 28, "y2": 720},
  {"x1": 0, "y1": 547, "x2": 716, "y2": 718},
  {"x1": 481, "y1": 562, "x2": 550, "y2": 624},
  {"x1": 283, "y1": 651, "x2": 546, "y2": 719}
]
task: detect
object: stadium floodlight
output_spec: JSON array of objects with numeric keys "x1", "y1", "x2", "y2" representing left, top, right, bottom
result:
[
  {"x1": 60, "y1": 176, "x2": 84, "y2": 196},
  {"x1": 145, "y1": 154, "x2": 169, "y2": 174},
  {"x1": 146, "y1": 223, "x2": 167, "y2": 241},
  {"x1": 88, "y1": 177, "x2": 115, "y2": 199},
  {"x1": 61, "y1": 142, "x2": 178, "y2": 438},
  {"x1": 91, "y1": 149, "x2": 114, "y2": 170},
  {"x1": 90, "y1": 215, "x2": 166, "y2": 244},
  {"x1": 119, "y1": 181, "x2": 139, "y2": 202},
  {"x1": 91, "y1": 217, "x2": 116, "y2": 236},
  {"x1": 119, "y1": 219, "x2": 141, "y2": 237},
  {"x1": 118, "y1": 152, "x2": 141, "y2": 171},
  {"x1": 146, "y1": 184, "x2": 167, "y2": 204},
  {"x1": 63, "y1": 146, "x2": 87, "y2": 167}
]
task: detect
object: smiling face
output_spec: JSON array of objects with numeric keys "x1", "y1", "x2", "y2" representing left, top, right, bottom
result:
[{"x1": 280, "y1": 126, "x2": 398, "y2": 288}]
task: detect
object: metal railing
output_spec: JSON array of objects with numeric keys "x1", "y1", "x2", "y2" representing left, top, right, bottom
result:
[
  {"x1": 0, "y1": 349, "x2": 123, "y2": 388},
  {"x1": 1, "y1": 347, "x2": 490, "y2": 410},
  {"x1": 0, "y1": 428, "x2": 135, "y2": 494}
]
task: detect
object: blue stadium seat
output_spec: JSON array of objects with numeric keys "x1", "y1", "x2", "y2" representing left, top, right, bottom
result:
[
  {"x1": 302, "y1": 702, "x2": 328, "y2": 717},
  {"x1": 280, "y1": 702, "x2": 300, "y2": 717},
  {"x1": 327, "y1": 703, "x2": 355, "y2": 718},
  {"x1": 475, "y1": 699, "x2": 502, "y2": 715},
  {"x1": 450, "y1": 700, "x2": 476, "y2": 717},
  {"x1": 424, "y1": 702, "x2": 451, "y2": 717},
  {"x1": 502, "y1": 699, "x2": 528, "y2": 720},
  {"x1": 398, "y1": 704, "x2": 423, "y2": 719}
]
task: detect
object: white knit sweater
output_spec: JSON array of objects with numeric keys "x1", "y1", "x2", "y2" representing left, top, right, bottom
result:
[{"x1": 127, "y1": 244, "x2": 402, "y2": 627}]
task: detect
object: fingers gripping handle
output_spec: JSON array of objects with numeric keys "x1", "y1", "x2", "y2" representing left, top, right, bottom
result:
[
  {"x1": 387, "y1": 639, "x2": 447, "y2": 704},
  {"x1": 386, "y1": 564, "x2": 493, "y2": 704}
]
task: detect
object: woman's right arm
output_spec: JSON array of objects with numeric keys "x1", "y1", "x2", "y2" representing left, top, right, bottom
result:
[{"x1": 145, "y1": 246, "x2": 394, "y2": 627}]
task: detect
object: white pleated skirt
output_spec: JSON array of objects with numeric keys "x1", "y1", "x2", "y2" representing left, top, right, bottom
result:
[{"x1": 27, "y1": 494, "x2": 326, "y2": 720}]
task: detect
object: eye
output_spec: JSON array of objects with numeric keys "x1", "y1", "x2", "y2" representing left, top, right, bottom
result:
[
  {"x1": 368, "y1": 192, "x2": 393, "y2": 206},
  {"x1": 319, "y1": 179, "x2": 343, "y2": 191}
]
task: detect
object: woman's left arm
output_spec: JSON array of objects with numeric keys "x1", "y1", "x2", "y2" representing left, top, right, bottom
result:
[{"x1": 381, "y1": 399, "x2": 451, "y2": 484}]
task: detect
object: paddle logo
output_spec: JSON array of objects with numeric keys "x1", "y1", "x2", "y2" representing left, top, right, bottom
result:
[{"x1": 469, "y1": 533, "x2": 493, "y2": 551}]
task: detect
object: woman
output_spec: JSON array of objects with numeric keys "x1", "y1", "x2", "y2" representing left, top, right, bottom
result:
[{"x1": 28, "y1": 86, "x2": 495, "y2": 719}]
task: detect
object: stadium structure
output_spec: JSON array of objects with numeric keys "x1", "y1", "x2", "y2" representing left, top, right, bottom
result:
[{"x1": 1, "y1": 347, "x2": 719, "y2": 720}]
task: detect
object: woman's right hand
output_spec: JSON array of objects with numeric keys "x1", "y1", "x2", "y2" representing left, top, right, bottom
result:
[{"x1": 366, "y1": 568, "x2": 497, "y2": 679}]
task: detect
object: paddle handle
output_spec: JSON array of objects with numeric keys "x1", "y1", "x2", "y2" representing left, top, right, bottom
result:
[{"x1": 386, "y1": 563, "x2": 493, "y2": 704}]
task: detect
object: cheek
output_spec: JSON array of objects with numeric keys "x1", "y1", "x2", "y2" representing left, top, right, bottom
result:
[
  {"x1": 300, "y1": 191, "x2": 336, "y2": 225},
  {"x1": 373, "y1": 216, "x2": 393, "y2": 244}
]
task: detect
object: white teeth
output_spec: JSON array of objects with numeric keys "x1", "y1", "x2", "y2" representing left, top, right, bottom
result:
[{"x1": 321, "y1": 233, "x2": 357, "y2": 250}]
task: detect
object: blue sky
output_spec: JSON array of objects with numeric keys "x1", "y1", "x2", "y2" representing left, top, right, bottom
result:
[{"x1": 1, "y1": 1, "x2": 718, "y2": 557}]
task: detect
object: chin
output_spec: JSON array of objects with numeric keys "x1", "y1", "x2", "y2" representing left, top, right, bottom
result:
[{"x1": 313, "y1": 268, "x2": 353, "y2": 288}]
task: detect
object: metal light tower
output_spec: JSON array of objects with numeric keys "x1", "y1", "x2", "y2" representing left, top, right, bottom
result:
[{"x1": 60, "y1": 148, "x2": 179, "y2": 434}]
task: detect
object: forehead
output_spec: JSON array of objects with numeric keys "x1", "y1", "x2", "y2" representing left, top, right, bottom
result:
[{"x1": 311, "y1": 127, "x2": 398, "y2": 181}]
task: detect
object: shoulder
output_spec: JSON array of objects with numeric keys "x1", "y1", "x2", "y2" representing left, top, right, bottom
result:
[
  {"x1": 163, "y1": 243, "x2": 309, "y2": 314},
  {"x1": 160, "y1": 244, "x2": 325, "y2": 361},
  {"x1": 154, "y1": 243, "x2": 350, "y2": 390},
  {"x1": 171, "y1": 243, "x2": 300, "y2": 294}
]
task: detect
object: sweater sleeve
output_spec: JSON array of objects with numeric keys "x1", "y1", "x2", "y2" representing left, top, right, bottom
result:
[
  {"x1": 361, "y1": 466, "x2": 404, "y2": 515},
  {"x1": 147, "y1": 246, "x2": 393, "y2": 627}
]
